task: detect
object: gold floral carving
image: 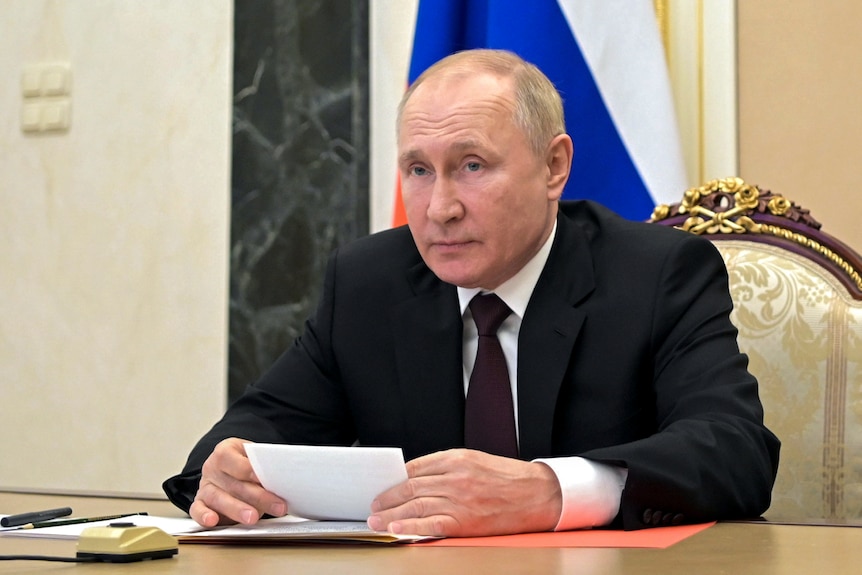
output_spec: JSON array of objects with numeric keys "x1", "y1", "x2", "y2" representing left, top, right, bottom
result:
[{"x1": 650, "y1": 177, "x2": 862, "y2": 294}]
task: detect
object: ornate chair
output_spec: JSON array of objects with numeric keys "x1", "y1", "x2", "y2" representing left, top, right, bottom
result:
[{"x1": 650, "y1": 177, "x2": 862, "y2": 522}]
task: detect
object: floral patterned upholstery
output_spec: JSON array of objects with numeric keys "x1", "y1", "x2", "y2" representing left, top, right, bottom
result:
[{"x1": 651, "y1": 178, "x2": 862, "y2": 521}]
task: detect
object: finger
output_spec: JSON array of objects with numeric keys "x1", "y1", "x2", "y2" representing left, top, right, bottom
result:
[
  {"x1": 192, "y1": 478, "x2": 267, "y2": 526},
  {"x1": 213, "y1": 476, "x2": 287, "y2": 521},
  {"x1": 189, "y1": 499, "x2": 246, "y2": 527},
  {"x1": 369, "y1": 484, "x2": 459, "y2": 533},
  {"x1": 372, "y1": 473, "x2": 443, "y2": 514},
  {"x1": 404, "y1": 449, "x2": 465, "y2": 477},
  {"x1": 190, "y1": 481, "x2": 257, "y2": 527},
  {"x1": 371, "y1": 514, "x2": 459, "y2": 537},
  {"x1": 189, "y1": 498, "x2": 222, "y2": 528},
  {"x1": 196, "y1": 481, "x2": 288, "y2": 526},
  {"x1": 197, "y1": 439, "x2": 287, "y2": 525},
  {"x1": 209, "y1": 438, "x2": 258, "y2": 483},
  {"x1": 406, "y1": 448, "x2": 509, "y2": 479}
]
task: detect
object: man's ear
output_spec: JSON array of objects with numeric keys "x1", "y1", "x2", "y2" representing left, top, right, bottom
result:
[{"x1": 545, "y1": 134, "x2": 574, "y2": 200}]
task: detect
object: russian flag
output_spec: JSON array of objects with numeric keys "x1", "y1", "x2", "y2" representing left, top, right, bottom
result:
[{"x1": 390, "y1": 0, "x2": 687, "y2": 225}]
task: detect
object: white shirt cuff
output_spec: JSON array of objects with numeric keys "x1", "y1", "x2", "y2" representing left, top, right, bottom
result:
[{"x1": 533, "y1": 456, "x2": 628, "y2": 531}]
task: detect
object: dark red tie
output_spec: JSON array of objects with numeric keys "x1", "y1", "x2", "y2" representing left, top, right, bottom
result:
[{"x1": 464, "y1": 293, "x2": 518, "y2": 458}]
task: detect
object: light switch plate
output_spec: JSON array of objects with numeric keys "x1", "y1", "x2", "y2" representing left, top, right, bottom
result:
[
  {"x1": 21, "y1": 62, "x2": 71, "y2": 97},
  {"x1": 21, "y1": 68, "x2": 42, "y2": 97},
  {"x1": 21, "y1": 62, "x2": 72, "y2": 133}
]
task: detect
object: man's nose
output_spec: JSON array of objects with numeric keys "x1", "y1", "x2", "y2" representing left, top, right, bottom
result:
[{"x1": 426, "y1": 176, "x2": 464, "y2": 223}]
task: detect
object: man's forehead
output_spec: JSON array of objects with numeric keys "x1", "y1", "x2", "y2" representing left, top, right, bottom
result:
[
  {"x1": 413, "y1": 67, "x2": 513, "y2": 97},
  {"x1": 397, "y1": 69, "x2": 518, "y2": 150},
  {"x1": 398, "y1": 102, "x2": 511, "y2": 158},
  {"x1": 401, "y1": 73, "x2": 516, "y2": 126}
]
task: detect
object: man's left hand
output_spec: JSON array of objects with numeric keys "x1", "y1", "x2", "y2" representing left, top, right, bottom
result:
[{"x1": 367, "y1": 448, "x2": 562, "y2": 537}]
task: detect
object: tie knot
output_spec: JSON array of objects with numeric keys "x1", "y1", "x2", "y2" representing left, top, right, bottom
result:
[{"x1": 469, "y1": 293, "x2": 512, "y2": 336}]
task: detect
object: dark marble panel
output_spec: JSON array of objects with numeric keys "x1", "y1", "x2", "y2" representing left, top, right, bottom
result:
[{"x1": 230, "y1": 0, "x2": 369, "y2": 402}]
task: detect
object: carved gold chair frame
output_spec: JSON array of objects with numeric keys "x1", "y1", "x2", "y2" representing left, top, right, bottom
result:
[{"x1": 649, "y1": 177, "x2": 862, "y2": 300}]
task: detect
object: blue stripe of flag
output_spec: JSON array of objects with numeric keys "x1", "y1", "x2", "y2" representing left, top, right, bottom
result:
[{"x1": 408, "y1": 0, "x2": 656, "y2": 221}]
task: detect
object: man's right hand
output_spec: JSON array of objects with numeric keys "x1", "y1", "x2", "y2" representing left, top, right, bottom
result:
[{"x1": 189, "y1": 438, "x2": 288, "y2": 527}]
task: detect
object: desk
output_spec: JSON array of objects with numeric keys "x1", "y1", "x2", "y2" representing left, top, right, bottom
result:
[{"x1": 1, "y1": 491, "x2": 859, "y2": 574}]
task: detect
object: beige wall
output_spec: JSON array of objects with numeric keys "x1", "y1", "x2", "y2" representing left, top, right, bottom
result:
[
  {"x1": 0, "y1": 1, "x2": 231, "y2": 496},
  {"x1": 738, "y1": 1, "x2": 862, "y2": 251}
]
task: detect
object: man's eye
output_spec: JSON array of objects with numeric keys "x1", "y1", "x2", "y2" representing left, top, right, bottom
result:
[
  {"x1": 411, "y1": 166, "x2": 429, "y2": 176},
  {"x1": 465, "y1": 162, "x2": 481, "y2": 172}
]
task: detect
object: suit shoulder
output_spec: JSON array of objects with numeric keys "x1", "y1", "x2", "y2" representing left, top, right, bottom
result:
[
  {"x1": 331, "y1": 225, "x2": 423, "y2": 277},
  {"x1": 560, "y1": 200, "x2": 718, "y2": 256}
]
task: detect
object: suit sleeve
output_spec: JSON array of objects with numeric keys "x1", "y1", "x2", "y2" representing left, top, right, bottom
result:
[{"x1": 580, "y1": 235, "x2": 780, "y2": 530}]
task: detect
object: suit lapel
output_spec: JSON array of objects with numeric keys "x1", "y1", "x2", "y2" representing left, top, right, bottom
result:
[
  {"x1": 389, "y1": 261, "x2": 464, "y2": 458},
  {"x1": 517, "y1": 212, "x2": 596, "y2": 460}
]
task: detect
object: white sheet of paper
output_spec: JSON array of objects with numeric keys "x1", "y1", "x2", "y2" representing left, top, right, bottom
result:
[{"x1": 245, "y1": 443, "x2": 408, "y2": 521}]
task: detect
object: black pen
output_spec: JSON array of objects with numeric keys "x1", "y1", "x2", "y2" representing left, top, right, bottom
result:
[
  {"x1": 16, "y1": 512, "x2": 148, "y2": 530},
  {"x1": 1, "y1": 507, "x2": 73, "y2": 528}
]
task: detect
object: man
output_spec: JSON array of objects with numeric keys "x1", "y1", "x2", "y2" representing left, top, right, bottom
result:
[{"x1": 164, "y1": 49, "x2": 779, "y2": 535}]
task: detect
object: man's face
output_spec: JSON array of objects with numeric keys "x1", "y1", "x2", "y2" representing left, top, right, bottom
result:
[{"x1": 398, "y1": 72, "x2": 564, "y2": 290}]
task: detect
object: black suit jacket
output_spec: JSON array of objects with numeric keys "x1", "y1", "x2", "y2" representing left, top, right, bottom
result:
[{"x1": 164, "y1": 200, "x2": 780, "y2": 530}]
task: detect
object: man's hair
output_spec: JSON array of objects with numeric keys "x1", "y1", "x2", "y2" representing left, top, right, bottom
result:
[{"x1": 397, "y1": 49, "x2": 566, "y2": 157}]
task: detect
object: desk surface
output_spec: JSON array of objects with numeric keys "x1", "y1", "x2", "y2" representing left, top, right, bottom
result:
[{"x1": 1, "y1": 491, "x2": 860, "y2": 574}]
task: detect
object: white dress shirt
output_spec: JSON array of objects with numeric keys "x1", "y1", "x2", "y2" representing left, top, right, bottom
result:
[{"x1": 457, "y1": 221, "x2": 628, "y2": 530}]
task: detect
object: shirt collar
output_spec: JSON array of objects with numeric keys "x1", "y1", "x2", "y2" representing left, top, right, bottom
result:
[{"x1": 457, "y1": 220, "x2": 558, "y2": 319}]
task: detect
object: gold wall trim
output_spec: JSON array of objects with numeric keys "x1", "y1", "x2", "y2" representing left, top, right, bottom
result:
[
  {"x1": 697, "y1": 0, "x2": 705, "y2": 184},
  {"x1": 654, "y1": 0, "x2": 670, "y2": 61}
]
